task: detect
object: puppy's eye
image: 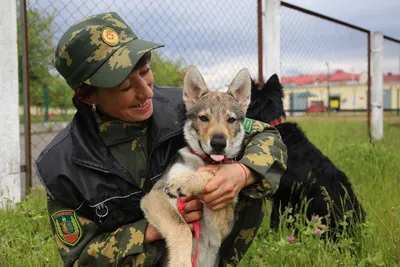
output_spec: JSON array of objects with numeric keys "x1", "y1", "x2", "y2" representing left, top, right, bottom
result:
[
  {"x1": 199, "y1": 115, "x2": 209, "y2": 122},
  {"x1": 227, "y1": 117, "x2": 236, "y2": 123}
]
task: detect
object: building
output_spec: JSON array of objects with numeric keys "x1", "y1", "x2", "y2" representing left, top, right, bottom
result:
[{"x1": 280, "y1": 70, "x2": 400, "y2": 113}]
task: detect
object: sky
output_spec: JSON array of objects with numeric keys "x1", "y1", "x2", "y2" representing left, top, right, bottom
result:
[
  {"x1": 31, "y1": 0, "x2": 400, "y2": 89},
  {"x1": 284, "y1": 0, "x2": 399, "y2": 39}
]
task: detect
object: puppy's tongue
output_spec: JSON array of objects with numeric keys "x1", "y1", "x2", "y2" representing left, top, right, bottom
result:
[{"x1": 210, "y1": 155, "x2": 225, "y2": 162}]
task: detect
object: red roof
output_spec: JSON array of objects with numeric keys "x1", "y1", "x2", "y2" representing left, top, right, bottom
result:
[
  {"x1": 282, "y1": 70, "x2": 400, "y2": 86},
  {"x1": 281, "y1": 75, "x2": 315, "y2": 86},
  {"x1": 384, "y1": 73, "x2": 400, "y2": 82}
]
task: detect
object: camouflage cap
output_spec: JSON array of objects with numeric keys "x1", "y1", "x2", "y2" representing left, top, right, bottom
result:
[{"x1": 53, "y1": 12, "x2": 164, "y2": 89}]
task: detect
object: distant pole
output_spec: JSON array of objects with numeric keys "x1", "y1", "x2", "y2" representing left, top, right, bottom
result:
[
  {"x1": 44, "y1": 86, "x2": 49, "y2": 122},
  {"x1": 64, "y1": 85, "x2": 67, "y2": 119},
  {"x1": 371, "y1": 32, "x2": 384, "y2": 141},
  {"x1": 353, "y1": 88, "x2": 356, "y2": 116},
  {"x1": 289, "y1": 92, "x2": 294, "y2": 116},
  {"x1": 397, "y1": 88, "x2": 399, "y2": 116},
  {"x1": 263, "y1": 0, "x2": 281, "y2": 80},
  {"x1": 325, "y1": 62, "x2": 331, "y2": 115}
]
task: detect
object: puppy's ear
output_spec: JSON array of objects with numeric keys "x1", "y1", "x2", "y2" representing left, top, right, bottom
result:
[
  {"x1": 227, "y1": 68, "x2": 251, "y2": 112},
  {"x1": 183, "y1": 66, "x2": 209, "y2": 109}
]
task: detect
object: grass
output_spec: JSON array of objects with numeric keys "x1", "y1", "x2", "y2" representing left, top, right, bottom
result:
[
  {"x1": 1, "y1": 118, "x2": 400, "y2": 266},
  {"x1": 239, "y1": 119, "x2": 400, "y2": 267}
]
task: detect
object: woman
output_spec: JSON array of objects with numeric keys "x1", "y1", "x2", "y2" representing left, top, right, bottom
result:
[{"x1": 36, "y1": 12, "x2": 287, "y2": 266}]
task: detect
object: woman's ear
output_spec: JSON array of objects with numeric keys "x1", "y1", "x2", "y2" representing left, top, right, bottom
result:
[{"x1": 78, "y1": 93, "x2": 98, "y2": 106}]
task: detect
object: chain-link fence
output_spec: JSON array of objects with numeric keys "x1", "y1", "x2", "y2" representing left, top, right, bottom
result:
[
  {"x1": 382, "y1": 36, "x2": 400, "y2": 117},
  {"x1": 19, "y1": 0, "x2": 400, "y2": 189},
  {"x1": 19, "y1": 0, "x2": 261, "y2": 187},
  {"x1": 280, "y1": 2, "x2": 371, "y2": 116}
]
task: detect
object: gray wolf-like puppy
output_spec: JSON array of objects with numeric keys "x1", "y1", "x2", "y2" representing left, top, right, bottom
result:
[{"x1": 140, "y1": 66, "x2": 251, "y2": 267}]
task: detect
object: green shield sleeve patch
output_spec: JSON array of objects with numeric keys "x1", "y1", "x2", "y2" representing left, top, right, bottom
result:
[{"x1": 51, "y1": 210, "x2": 82, "y2": 246}]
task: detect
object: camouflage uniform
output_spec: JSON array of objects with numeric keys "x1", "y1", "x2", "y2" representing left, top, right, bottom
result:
[{"x1": 40, "y1": 12, "x2": 288, "y2": 267}]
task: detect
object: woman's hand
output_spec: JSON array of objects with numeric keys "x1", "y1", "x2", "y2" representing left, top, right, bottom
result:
[
  {"x1": 144, "y1": 196, "x2": 203, "y2": 242},
  {"x1": 144, "y1": 223, "x2": 163, "y2": 243},
  {"x1": 196, "y1": 163, "x2": 257, "y2": 210}
]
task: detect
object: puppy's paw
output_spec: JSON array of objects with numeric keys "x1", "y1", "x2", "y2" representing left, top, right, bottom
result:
[
  {"x1": 164, "y1": 172, "x2": 214, "y2": 198},
  {"x1": 164, "y1": 173, "x2": 196, "y2": 198},
  {"x1": 164, "y1": 186, "x2": 187, "y2": 198}
]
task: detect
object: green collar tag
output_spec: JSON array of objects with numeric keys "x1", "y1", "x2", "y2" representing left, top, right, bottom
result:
[{"x1": 243, "y1": 118, "x2": 253, "y2": 133}]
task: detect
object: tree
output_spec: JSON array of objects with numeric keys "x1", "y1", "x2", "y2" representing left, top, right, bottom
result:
[
  {"x1": 17, "y1": 5, "x2": 56, "y2": 107},
  {"x1": 151, "y1": 51, "x2": 185, "y2": 87},
  {"x1": 48, "y1": 77, "x2": 74, "y2": 109}
]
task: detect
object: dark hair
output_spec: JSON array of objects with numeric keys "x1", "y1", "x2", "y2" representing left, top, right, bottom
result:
[{"x1": 72, "y1": 51, "x2": 152, "y2": 109}]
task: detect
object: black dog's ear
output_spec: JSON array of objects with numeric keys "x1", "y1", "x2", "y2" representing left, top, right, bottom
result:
[
  {"x1": 261, "y1": 74, "x2": 284, "y2": 97},
  {"x1": 266, "y1": 74, "x2": 280, "y2": 86}
]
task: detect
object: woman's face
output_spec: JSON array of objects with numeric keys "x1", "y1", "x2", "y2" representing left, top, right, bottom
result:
[{"x1": 89, "y1": 62, "x2": 154, "y2": 122}]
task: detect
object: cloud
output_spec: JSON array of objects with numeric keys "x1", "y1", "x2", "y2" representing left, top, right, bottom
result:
[
  {"x1": 196, "y1": 54, "x2": 259, "y2": 91},
  {"x1": 283, "y1": 0, "x2": 400, "y2": 38}
]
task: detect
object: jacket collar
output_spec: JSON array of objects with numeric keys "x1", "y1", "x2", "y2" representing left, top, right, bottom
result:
[
  {"x1": 97, "y1": 119, "x2": 148, "y2": 147},
  {"x1": 149, "y1": 87, "x2": 185, "y2": 151}
]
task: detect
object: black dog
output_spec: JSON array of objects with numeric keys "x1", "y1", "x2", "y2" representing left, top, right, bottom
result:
[{"x1": 246, "y1": 74, "x2": 365, "y2": 236}]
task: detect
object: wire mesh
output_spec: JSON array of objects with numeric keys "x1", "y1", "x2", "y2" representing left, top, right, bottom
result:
[
  {"x1": 19, "y1": 0, "x2": 399, "y2": 186},
  {"x1": 382, "y1": 37, "x2": 400, "y2": 117},
  {"x1": 19, "y1": 0, "x2": 259, "y2": 184},
  {"x1": 280, "y1": 4, "x2": 370, "y2": 116}
]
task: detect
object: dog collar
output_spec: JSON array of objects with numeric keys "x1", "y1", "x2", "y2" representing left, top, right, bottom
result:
[
  {"x1": 189, "y1": 148, "x2": 235, "y2": 164},
  {"x1": 268, "y1": 117, "x2": 284, "y2": 127}
]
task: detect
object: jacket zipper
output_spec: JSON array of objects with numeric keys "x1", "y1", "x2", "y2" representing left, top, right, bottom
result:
[{"x1": 89, "y1": 191, "x2": 142, "y2": 208}]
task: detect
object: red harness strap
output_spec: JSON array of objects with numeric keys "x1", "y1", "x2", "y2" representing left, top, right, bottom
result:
[
  {"x1": 179, "y1": 148, "x2": 234, "y2": 267},
  {"x1": 177, "y1": 199, "x2": 200, "y2": 267}
]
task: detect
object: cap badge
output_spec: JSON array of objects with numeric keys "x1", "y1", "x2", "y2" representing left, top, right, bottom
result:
[{"x1": 101, "y1": 27, "x2": 120, "y2": 46}]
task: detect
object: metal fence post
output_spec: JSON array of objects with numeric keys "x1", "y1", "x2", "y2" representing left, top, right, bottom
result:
[
  {"x1": 0, "y1": 0, "x2": 22, "y2": 205},
  {"x1": 371, "y1": 32, "x2": 384, "y2": 141},
  {"x1": 257, "y1": 0, "x2": 264, "y2": 85},
  {"x1": 20, "y1": 0, "x2": 32, "y2": 194},
  {"x1": 264, "y1": 0, "x2": 281, "y2": 80}
]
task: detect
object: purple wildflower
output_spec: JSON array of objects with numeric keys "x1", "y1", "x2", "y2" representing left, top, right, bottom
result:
[
  {"x1": 287, "y1": 236, "x2": 296, "y2": 243},
  {"x1": 311, "y1": 215, "x2": 319, "y2": 222},
  {"x1": 314, "y1": 228, "x2": 323, "y2": 236}
]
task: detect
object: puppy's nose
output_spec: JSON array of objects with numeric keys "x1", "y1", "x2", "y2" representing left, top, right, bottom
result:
[{"x1": 210, "y1": 135, "x2": 226, "y2": 153}]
